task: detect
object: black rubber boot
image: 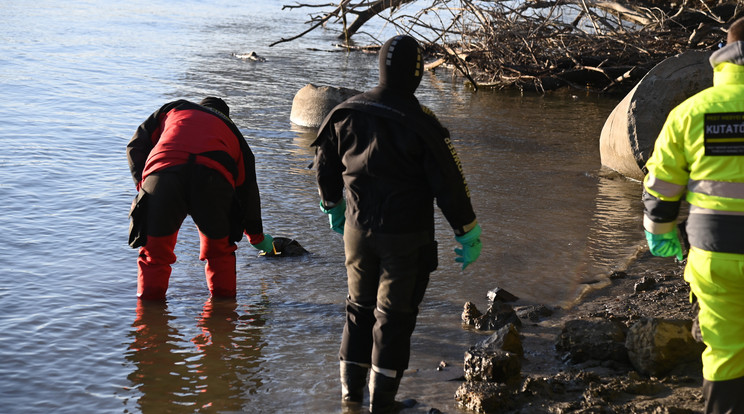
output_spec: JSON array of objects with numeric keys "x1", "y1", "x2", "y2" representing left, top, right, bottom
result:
[
  {"x1": 704, "y1": 376, "x2": 744, "y2": 414},
  {"x1": 368, "y1": 370, "x2": 402, "y2": 414},
  {"x1": 341, "y1": 361, "x2": 369, "y2": 403}
]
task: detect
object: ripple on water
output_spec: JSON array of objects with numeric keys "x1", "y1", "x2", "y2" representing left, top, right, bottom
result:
[{"x1": 0, "y1": 1, "x2": 646, "y2": 412}]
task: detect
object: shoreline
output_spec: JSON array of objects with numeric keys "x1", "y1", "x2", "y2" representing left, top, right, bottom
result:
[
  {"x1": 408, "y1": 250, "x2": 704, "y2": 413},
  {"x1": 481, "y1": 250, "x2": 703, "y2": 412}
]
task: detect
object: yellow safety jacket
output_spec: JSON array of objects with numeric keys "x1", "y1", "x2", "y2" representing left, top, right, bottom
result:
[
  {"x1": 643, "y1": 61, "x2": 744, "y2": 255},
  {"x1": 644, "y1": 56, "x2": 744, "y2": 382}
]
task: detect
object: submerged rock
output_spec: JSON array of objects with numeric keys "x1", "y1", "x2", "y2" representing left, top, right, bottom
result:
[
  {"x1": 610, "y1": 271, "x2": 628, "y2": 280},
  {"x1": 463, "y1": 287, "x2": 522, "y2": 330},
  {"x1": 232, "y1": 51, "x2": 267, "y2": 62},
  {"x1": 260, "y1": 237, "x2": 309, "y2": 257}
]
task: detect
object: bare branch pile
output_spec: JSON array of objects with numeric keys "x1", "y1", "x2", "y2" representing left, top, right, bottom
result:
[{"x1": 277, "y1": 1, "x2": 744, "y2": 93}]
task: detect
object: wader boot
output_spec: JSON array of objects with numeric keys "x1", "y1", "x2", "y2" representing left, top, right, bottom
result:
[
  {"x1": 341, "y1": 361, "x2": 369, "y2": 404},
  {"x1": 704, "y1": 377, "x2": 744, "y2": 413},
  {"x1": 368, "y1": 369, "x2": 402, "y2": 414}
]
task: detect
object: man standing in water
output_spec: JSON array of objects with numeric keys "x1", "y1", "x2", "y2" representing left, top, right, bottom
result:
[
  {"x1": 642, "y1": 18, "x2": 744, "y2": 413},
  {"x1": 313, "y1": 35, "x2": 482, "y2": 413},
  {"x1": 127, "y1": 97, "x2": 274, "y2": 300}
]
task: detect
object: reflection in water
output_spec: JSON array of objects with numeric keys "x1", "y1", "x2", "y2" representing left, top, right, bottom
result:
[
  {"x1": 589, "y1": 171, "x2": 646, "y2": 268},
  {"x1": 573, "y1": 169, "x2": 645, "y2": 303},
  {"x1": 190, "y1": 298, "x2": 246, "y2": 412},
  {"x1": 127, "y1": 301, "x2": 188, "y2": 413},
  {"x1": 0, "y1": 0, "x2": 668, "y2": 412},
  {"x1": 126, "y1": 296, "x2": 267, "y2": 412}
]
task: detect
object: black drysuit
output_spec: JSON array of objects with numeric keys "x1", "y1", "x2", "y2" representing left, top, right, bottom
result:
[{"x1": 313, "y1": 86, "x2": 477, "y2": 371}]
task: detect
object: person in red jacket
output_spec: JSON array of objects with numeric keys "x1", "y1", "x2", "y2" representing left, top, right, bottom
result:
[{"x1": 127, "y1": 97, "x2": 273, "y2": 300}]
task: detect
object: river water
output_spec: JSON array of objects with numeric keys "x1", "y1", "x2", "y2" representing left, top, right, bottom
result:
[{"x1": 0, "y1": 1, "x2": 646, "y2": 413}]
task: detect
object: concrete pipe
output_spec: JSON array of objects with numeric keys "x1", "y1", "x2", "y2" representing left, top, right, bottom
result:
[
  {"x1": 599, "y1": 50, "x2": 713, "y2": 181},
  {"x1": 289, "y1": 84, "x2": 362, "y2": 128}
]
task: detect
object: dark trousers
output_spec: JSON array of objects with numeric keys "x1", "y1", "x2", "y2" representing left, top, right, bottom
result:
[
  {"x1": 340, "y1": 226, "x2": 437, "y2": 371},
  {"x1": 137, "y1": 164, "x2": 237, "y2": 300},
  {"x1": 704, "y1": 376, "x2": 744, "y2": 414}
]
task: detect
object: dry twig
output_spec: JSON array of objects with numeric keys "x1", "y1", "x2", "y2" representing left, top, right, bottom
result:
[{"x1": 276, "y1": 0, "x2": 742, "y2": 92}]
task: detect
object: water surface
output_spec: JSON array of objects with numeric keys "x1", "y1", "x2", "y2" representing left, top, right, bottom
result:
[{"x1": 0, "y1": 1, "x2": 644, "y2": 412}]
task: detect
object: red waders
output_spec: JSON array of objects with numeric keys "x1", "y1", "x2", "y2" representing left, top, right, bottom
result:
[{"x1": 137, "y1": 163, "x2": 238, "y2": 300}]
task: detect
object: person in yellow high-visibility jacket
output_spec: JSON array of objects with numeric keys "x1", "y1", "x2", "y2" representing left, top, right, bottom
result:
[{"x1": 643, "y1": 17, "x2": 744, "y2": 414}]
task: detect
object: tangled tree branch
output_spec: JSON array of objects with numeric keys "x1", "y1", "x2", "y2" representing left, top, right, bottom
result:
[{"x1": 276, "y1": 0, "x2": 744, "y2": 92}]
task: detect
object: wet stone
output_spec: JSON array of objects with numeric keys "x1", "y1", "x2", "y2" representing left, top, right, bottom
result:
[
  {"x1": 634, "y1": 275, "x2": 657, "y2": 293},
  {"x1": 625, "y1": 318, "x2": 705, "y2": 377},
  {"x1": 610, "y1": 271, "x2": 628, "y2": 280},
  {"x1": 475, "y1": 302, "x2": 522, "y2": 331},
  {"x1": 260, "y1": 237, "x2": 309, "y2": 257},
  {"x1": 474, "y1": 323, "x2": 523, "y2": 356},
  {"x1": 486, "y1": 287, "x2": 519, "y2": 303},
  {"x1": 463, "y1": 348, "x2": 521, "y2": 383},
  {"x1": 462, "y1": 301, "x2": 483, "y2": 326},
  {"x1": 515, "y1": 304, "x2": 553, "y2": 322},
  {"x1": 555, "y1": 318, "x2": 629, "y2": 364},
  {"x1": 455, "y1": 381, "x2": 514, "y2": 414}
]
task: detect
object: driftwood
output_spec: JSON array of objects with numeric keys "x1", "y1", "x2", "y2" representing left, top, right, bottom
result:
[
  {"x1": 276, "y1": 1, "x2": 744, "y2": 92},
  {"x1": 272, "y1": 0, "x2": 413, "y2": 46}
]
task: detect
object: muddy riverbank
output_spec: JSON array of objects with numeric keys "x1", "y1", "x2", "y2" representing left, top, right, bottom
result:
[
  {"x1": 504, "y1": 251, "x2": 703, "y2": 413},
  {"x1": 402, "y1": 249, "x2": 704, "y2": 414}
]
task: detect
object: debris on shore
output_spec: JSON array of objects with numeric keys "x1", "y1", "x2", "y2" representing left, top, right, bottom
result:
[{"x1": 276, "y1": 1, "x2": 742, "y2": 93}]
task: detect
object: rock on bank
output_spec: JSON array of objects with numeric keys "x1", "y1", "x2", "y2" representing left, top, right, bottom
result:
[{"x1": 450, "y1": 254, "x2": 705, "y2": 413}]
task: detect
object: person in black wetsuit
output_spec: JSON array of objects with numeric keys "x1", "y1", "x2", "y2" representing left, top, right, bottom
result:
[{"x1": 313, "y1": 35, "x2": 482, "y2": 413}]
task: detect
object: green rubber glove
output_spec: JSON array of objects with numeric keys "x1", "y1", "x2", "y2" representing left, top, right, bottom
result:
[
  {"x1": 645, "y1": 229, "x2": 683, "y2": 261},
  {"x1": 251, "y1": 233, "x2": 274, "y2": 253},
  {"x1": 454, "y1": 224, "x2": 482, "y2": 270},
  {"x1": 320, "y1": 199, "x2": 345, "y2": 235}
]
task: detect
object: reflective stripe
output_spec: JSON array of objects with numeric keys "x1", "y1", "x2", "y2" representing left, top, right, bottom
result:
[
  {"x1": 372, "y1": 365, "x2": 399, "y2": 378},
  {"x1": 461, "y1": 219, "x2": 478, "y2": 235},
  {"x1": 643, "y1": 215, "x2": 676, "y2": 234},
  {"x1": 688, "y1": 180, "x2": 744, "y2": 200},
  {"x1": 690, "y1": 205, "x2": 744, "y2": 216},
  {"x1": 645, "y1": 174, "x2": 685, "y2": 199}
]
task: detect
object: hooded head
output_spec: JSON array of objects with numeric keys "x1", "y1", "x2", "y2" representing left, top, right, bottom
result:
[
  {"x1": 378, "y1": 35, "x2": 423, "y2": 94},
  {"x1": 728, "y1": 17, "x2": 744, "y2": 44},
  {"x1": 710, "y1": 17, "x2": 744, "y2": 68},
  {"x1": 199, "y1": 97, "x2": 230, "y2": 118}
]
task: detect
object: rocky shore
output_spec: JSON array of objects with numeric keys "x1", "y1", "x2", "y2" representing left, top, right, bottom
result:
[{"x1": 442, "y1": 249, "x2": 705, "y2": 414}]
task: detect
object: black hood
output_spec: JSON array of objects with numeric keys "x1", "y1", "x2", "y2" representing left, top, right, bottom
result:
[
  {"x1": 199, "y1": 97, "x2": 230, "y2": 118},
  {"x1": 378, "y1": 35, "x2": 423, "y2": 95}
]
